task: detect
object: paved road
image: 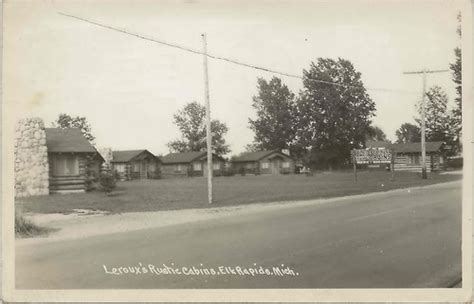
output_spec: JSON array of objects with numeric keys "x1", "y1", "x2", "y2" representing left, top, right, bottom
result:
[{"x1": 16, "y1": 182, "x2": 462, "y2": 289}]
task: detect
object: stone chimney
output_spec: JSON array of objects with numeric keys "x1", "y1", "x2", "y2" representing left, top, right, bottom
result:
[{"x1": 14, "y1": 118, "x2": 49, "y2": 197}]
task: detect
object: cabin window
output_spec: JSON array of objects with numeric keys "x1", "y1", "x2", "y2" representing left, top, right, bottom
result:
[
  {"x1": 114, "y1": 163, "x2": 126, "y2": 173},
  {"x1": 213, "y1": 163, "x2": 220, "y2": 170},
  {"x1": 193, "y1": 162, "x2": 202, "y2": 171},
  {"x1": 174, "y1": 164, "x2": 182, "y2": 172},
  {"x1": 282, "y1": 161, "x2": 290, "y2": 168},
  {"x1": 245, "y1": 162, "x2": 254, "y2": 169},
  {"x1": 148, "y1": 162, "x2": 156, "y2": 172},
  {"x1": 410, "y1": 155, "x2": 420, "y2": 164},
  {"x1": 132, "y1": 163, "x2": 140, "y2": 172},
  {"x1": 52, "y1": 154, "x2": 79, "y2": 176},
  {"x1": 261, "y1": 162, "x2": 269, "y2": 169}
]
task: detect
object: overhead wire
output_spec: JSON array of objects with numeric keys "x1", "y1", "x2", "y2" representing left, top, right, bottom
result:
[{"x1": 58, "y1": 12, "x2": 424, "y2": 95}]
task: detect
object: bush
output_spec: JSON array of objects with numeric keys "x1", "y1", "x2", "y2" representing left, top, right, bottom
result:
[
  {"x1": 222, "y1": 168, "x2": 235, "y2": 176},
  {"x1": 84, "y1": 156, "x2": 101, "y2": 191},
  {"x1": 99, "y1": 171, "x2": 117, "y2": 193},
  {"x1": 85, "y1": 171, "x2": 98, "y2": 192},
  {"x1": 113, "y1": 170, "x2": 122, "y2": 181}
]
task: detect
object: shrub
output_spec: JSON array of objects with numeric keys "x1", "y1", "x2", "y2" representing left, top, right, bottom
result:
[
  {"x1": 84, "y1": 155, "x2": 100, "y2": 191},
  {"x1": 85, "y1": 171, "x2": 98, "y2": 192},
  {"x1": 113, "y1": 170, "x2": 122, "y2": 181},
  {"x1": 85, "y1": 177, "x2": 95, "y2": 192},
  {"x1": 223, "y1": 168, "x2": 235, "y2": 176},
  {"x1": 99, "y1": 171, "x2": 117, "y2": 193}
]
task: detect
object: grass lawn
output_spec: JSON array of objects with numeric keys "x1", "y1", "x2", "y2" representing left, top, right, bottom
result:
[{"x1": 17, "y1": 171, "x2": 461, "y2": 214}]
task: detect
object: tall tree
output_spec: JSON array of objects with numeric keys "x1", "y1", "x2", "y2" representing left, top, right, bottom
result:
[
  {"x1": 449, "y1": 12, "x2": 462, "y2": 152},
  {"x1": 395, "y1": 122, "x2": 421, "y2": 143},
  {"x1": 418, "y1": 86, "x2": 451, "y2": 142},
  {"x1": 53, "y1": 113, "x2": 95, "y2": 144},
  {"x1": 167, "y1": 101, "x2": 230, "y2": 155},
  {"x1": 295, "y1": 58, "x2": 376, "y2": 169},
  {"x1": 248, "y1": 77, "x2": 297, "y2": 152},
  {"x1": 366, "y1": 125, "x2": 388, "y2": 142}
]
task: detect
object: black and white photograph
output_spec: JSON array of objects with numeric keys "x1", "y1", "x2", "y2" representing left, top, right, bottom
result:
[{"x1": 2, "y1": 0, "x2": 472, "y2": 302}]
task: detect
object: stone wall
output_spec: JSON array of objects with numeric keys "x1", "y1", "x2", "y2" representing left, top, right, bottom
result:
[{"x1": 14, "y1": 118, "x2": 49, "y2": 197}]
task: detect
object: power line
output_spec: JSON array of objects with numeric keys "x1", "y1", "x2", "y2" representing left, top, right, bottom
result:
[{"x1": 58, "y1": 12, "x2": 421, "y2": 95}]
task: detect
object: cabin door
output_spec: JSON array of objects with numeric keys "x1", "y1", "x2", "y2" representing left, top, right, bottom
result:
[
  {"x1": 141, "y1": 161, "x2": 147, "y2": 179},
  {"x1": 202, "y1": 161, "x2": 208, "y2": 177},
  {"x1": 271, "y1": 159, "x2": 281, "y2": 174}
]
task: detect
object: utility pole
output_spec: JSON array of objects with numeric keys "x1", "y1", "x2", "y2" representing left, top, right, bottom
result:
[
  {"x1": 403, "y1": 69, "x2": 449, "y2": 179},
  {"x1": 202, "y1": 33, "x2": 213, "y2": 204}
]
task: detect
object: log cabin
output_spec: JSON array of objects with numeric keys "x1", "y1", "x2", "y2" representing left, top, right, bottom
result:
[
  {"x1": 45, "y1": 128, "x2": 104, "y2": 193},
  {"x1": 231, "y1": 150, "x2": 294, "y2": 175},
  {"x1": 390, "y1": 141, "x2": 447, "y2": 172},
  {"x1": 111, "y1": 150, "x2": 161, "y2": 180},
  {"x1": 159, "y1": 151, "x2": 225, "y2": 178}
]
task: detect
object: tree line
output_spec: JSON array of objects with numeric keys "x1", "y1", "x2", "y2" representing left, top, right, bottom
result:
[
  {"x1": 52, "y1": 14, "x2": 462, "y2": 170},
  {"x1": 166, "y1": 57, "x2": 379, "y2": 169},
  {"x1": 163, "y1": 43, "x2": 461, "y2": 169}
]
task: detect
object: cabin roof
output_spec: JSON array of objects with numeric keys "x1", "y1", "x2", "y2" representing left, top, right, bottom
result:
[
  {"x1": 112, "y1": 150, "x2": 157, "y2": 163},
  {"x1": 365, "y1": 140, "x2": 392, "y2": 149},
  {"x1": 232, "y1": 150, "x2": 290, "y2": 162},
  {"x1": 389, "y1": 141, "x2": 444, "y2": 153},
  {"x1": 45, "y1": 128, "x2": 97, "y2": 153},
  {"x1": 160, "y1": 151, "x2": 223, "y2": 164}
]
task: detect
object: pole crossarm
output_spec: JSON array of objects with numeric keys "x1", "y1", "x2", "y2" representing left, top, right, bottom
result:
[{"x1": 403, "y1": 69, "x2": 449, "y2": 74}]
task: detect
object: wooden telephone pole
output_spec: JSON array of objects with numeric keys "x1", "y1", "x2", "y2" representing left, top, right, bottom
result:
[
  {"x1": 403, "y1": 69, "x2": 449, "y2": 179},
  {"x1": 202, "y1": 33, "x2": 213, "y2": 204}
]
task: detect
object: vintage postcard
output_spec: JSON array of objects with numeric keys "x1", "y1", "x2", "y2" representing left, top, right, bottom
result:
[{"x1": 2, "y1": 0, "x2": 472, "y2": 302}]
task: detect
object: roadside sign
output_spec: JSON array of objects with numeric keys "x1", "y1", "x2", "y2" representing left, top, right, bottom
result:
[{"x1": 351, "y1": 148, "x2": 392, "y2": 164}]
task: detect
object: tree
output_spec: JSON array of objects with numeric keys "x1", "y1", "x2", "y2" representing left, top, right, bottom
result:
[
  {"x1": 53, "y1": 113, "x2": 95, "y2": 144},
  {"x1": 295, "y1": 58, "x2": 376, "y2": 169},
  {"x1": 395, "y1": 122, "x2": 421, "y2": 143},
  {"x1": 167, "y1": 101, "x2": 230, "y2": 155},
  {"x1": 418, "y1": 86, "x2": 452, "y2": 143},
  {"x1": 449, "y1": 12, "x2": 462, "y2": 152},
  {"x1": 366, "y1": 125, "x2": 388, "y2": 142},
  {"x1": 248, "y1": 77, "x2": 297, "y2": 152}
]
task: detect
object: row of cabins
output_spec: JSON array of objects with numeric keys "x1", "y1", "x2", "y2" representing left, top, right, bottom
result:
[
  {"x1": 43, "y1": 128, "x2": 447, "y2": 193},
  {"x1": 110, "y1": 150, "x2": 294, "y2": 179},
  {"x1": 44, "y1": 128, "x2": 294, "y2": 192}
]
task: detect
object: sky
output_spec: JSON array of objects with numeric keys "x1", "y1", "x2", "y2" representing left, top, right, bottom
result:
[{"x1": 4, "y1": 0, "x2": 465, "y2": 156}]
